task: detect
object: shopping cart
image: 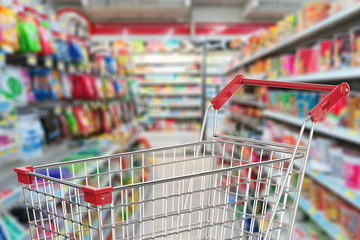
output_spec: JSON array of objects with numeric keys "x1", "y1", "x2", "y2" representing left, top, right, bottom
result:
[{"x1": 15, "y1": 75, "x2": 349, "y2": 240}]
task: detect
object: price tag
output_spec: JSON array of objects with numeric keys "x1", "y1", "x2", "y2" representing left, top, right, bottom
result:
[
  {"x1": 345, "y1": 190, "x2": 356, "y2": 200},
  {"x1": 0, "y1": 52, "x2": 6, "y2": 68},
  {"x1": 36, "y1": 4, "x2": 44, "y2": 13},
  {"x1": 58, "y1": 61, "x2": 65, "y2": 71},
  {"x1": 336, "y1": 234, "x2": 347, "y2": 240},
  {"x1": 348, "y1": 129, "x2": 358, "y2": 136},
  {"x1": 309, "y1": 206, "x2": 317, "y2": 215},
  {"x1": 27, "y1": 53, "x2": 37, "y2": 66},
  {"x1": 45, "y1": 56, "x2": 53, "y2": 68},
  {"x1": 69, "y1": 65, "x2": 75, "y2": 74}
]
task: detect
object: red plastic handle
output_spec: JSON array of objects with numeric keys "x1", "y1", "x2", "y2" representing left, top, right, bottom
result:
[{"x1": 211, "y1": 75, "x2": 350, "y2": 122}]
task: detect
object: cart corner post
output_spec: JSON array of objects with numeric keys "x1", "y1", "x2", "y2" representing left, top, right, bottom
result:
[
  {"x1": 82, "y1": 186, "x2": 113, "y2": 205},
  {"x1": 14, "y1": 166, "x2": 34, "y2": 185}
]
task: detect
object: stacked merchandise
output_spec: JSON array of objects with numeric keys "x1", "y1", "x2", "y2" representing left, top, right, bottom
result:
[
  {"x1": 223, "y1": 1, "x2": 360, "y2": 238},
  {"x1": 133, "y1": 52, "x2": 202, "y2": 131},
  {"x1": 0, "y1": 1, "x2": 146, "y2": 239},
  {"x1": 235, "y1": 1, "x2": 360, "y2": 79}
]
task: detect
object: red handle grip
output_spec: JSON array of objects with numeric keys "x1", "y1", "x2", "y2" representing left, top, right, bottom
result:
[{"x1": 211, "y1": 75, "x2": 350, "y2": 122}]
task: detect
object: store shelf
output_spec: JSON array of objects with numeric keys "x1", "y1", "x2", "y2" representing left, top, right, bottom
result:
[
  {"x1": 277, "y1": 68, "x2": 360, "y2": 83},
  {"x1": 226, "y1": 4, "x2": 360, "y2": 73},
  {"x1": 148, "y1": 114, "x2": 201, "y2": 119},
  {"x1": 139, "y1": 81, "x2": 200, "y2": 86},
  {"x1": 144, "y1": 103, "x2": 201, "y2": 108},
  {"x1": 295, "y1": 162, "x2": 360, "y2": 210},
  {"x1": 129, "y1": 72, "x2": 201, "y2": 75},
  {"x1": 231, "y1": 98, "x2": 266, "y2": 108},
  {"x1": 263, "y1": 110, "x2": 360, "y2": 145},
  {"x1": 228, "y1": 113, "x2": 264, "y2": 132},
  {"x1": 140, "y1": 92, "x2": 201, "y2": 97},
  {"x1": 297, "y1": 197, "x2": 349, "y2": 240}
]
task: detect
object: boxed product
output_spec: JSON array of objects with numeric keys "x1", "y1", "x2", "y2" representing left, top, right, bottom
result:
[
  {"x1": 299, "y1": 1, "x2": 330, "y2": 30},
  {"x1": 317, "y1": 39, "x2": 333, "y2": 72},
  {"x1": 343, "y1": 150, "x2": 360, "y2": 190},
  {"x1": 340, "y1": 202, "x2": 360, "y2": 239},
  {"x1": 334, "y1": 32, "x2": 352, "y2": 68},
  {"x1": 350, "y1": 26, "x2": 360, "y2": 67},
  {"x1": 348, "y1": 96, "x2": 360, "y2": 130},
  {"x1": 280, "y1": 54, "x2": 295, "y2": 77}
]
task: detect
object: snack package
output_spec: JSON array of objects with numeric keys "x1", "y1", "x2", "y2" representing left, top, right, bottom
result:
[
  {"x1": 30, "y1": 68, "x2": 51, "y2": 101},
  {"x1": 37, "y1": 20, "x2": 56, "y2": 55},
  {"x1": 0, "y1": 6, "x2": 19, "y2": 52},
  {"x1": 17, "y1": 15, "x2": 42, "y2": 53},
  {"x1": 50, "y1": 71, "x2": 62, "y2": 100},
  {"x1": 72, "y1": 74, "x2": 94, "y2": 100},
  {"x1": 60, "y1": 73, "x2": 72, "y2": 99},
  {"x1": 73, "y1": 106, "x2": 91, "y2": 135},
  {"x1": 40, "y1": 112, "x2": 62, "y2": 144},
  {"x1": 334, "y1": 32, "x2": 351, "y2": 68},
  {"x1": 63, "y1": 107, "x2": 79, "y2": 136}
]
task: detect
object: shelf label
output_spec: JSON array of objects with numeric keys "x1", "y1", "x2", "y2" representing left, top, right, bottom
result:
[
  {"x1": 347, "y1": 129, "x2": 358, "y2": 136},
  {"x1": 27, "y1": 53, "x2": 37, "y2": 66},
  {"x1": 0, "y1": 52, "x2": 5, "y2": 68},
  {"x1": 336, "y1": 234, "x2": 346, "y2": 240},
  {"x1": 345, "y1": 190, "x2": 356, "y2": 200},
  {"x1": 58, "y1": 61, "x2": 65, "y2": 71},
  {"x1": 69, "y1": 65, "x2": 75, "y2": 74},
  {"x1": 45, "y1": 56, "x2": 53, "y2": 68},
  {"x1": 309, "y1": 206, "x2": 317, "y2": 215}
]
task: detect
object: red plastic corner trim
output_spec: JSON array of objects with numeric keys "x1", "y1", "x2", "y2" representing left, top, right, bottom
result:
[
  {"x1": 211, "y1": 75, "x2": 244, "y2": 110},
  {"x1": 309, "y1": 82, "x2": 350, "y2": 123},
  {"x1": 14, "y1": 166, "x2": 34, "y2": 185},
  {"x1": 82, "y1": 186, "x2": 113, "y2": 205}
]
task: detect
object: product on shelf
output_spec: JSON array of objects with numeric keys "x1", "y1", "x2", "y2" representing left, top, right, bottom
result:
[
  {"x1": 317, "y1": 39, "x2": 333, "y2": 72},
  {"x1": 334, "y1": 32, "x2": 352, "y2": 69},
  {"x1": 351, "y1": 25, "x2": 360, "y2": 67},
  {"x1": 349, "y1": 96, "x2": 360, "y2": 130},
  {"x1": 17, "y1": 14, "x2": 42, "y2": 53},
  {"x1": 0, "y1": 6, "x2": 18, "y2": 52},
  {"x1": 340, "y1": 202, "x2": 360, "y2": 239},
  {"x1": 17, "y1": 113, "x2": 44, "y2": 160},
  {"x1": 280, "y1": 54, "x2": 295, "y2": 77}
]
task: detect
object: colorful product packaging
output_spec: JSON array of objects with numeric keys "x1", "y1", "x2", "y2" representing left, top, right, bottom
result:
[
  {"x1": 317, "y1": 39, "x2": 333, "y2": 72},
  {"x1": 280, "y1": 54, "x2": 295, "y2": 77},
  {"x1": 349, "y1": 96, "x2": 360, "y2": 130},
  {"x1": 344, "y1": 150, "x2": 360, "y2": 190},
  {"x1": 350, "y1": 26, "x2": 360, "y2": 67},
  {"x1": 0, "y1": 6, "x2": 19, "y2": 52},
  {"x1": 334, "y1": 32, "x2": 351, "y2": 68}
]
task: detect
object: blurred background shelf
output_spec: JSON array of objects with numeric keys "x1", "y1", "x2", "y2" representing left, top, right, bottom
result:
[
  {"x1": 297, "y1": 197, "x2": 349, "y2": 240},
  {"x1": 263, "y1": 110, "x2": 360, "y2": 145},
  {"x1": 227, "y1": 4, "x2": 360, "y2": 73}
]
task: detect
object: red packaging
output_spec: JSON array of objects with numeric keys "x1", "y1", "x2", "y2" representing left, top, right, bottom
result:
[
  {"x1": 318, "y1": 39, "x2": 333, "y2": 72},
  {"x1": 73, "y1": 106, "x2": 91, "y2": 135},
  {"x1": 72, "y1": 74, "x2": 95, "y2": 100},
  {"x1": 334, "y1": 32, "x2": 351, "y2": 69}
]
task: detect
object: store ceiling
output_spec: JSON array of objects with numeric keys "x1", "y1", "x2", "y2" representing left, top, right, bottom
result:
[{"x1": 52, "y1": 0, "x2": 293, "y2": 22}]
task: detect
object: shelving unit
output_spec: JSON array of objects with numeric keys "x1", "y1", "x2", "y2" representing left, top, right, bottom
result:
[
  {"x1": 296, "y1": 198, "x2": 349, "y2": 240},
  {"x1": 227, "y1": 4, "x2": 360, "y2": 73},
  {"x1": 263, "y1": 110, "x2": 360, "y2": 145},
  {"x1": 221, "y1": 4, "x2": 360, "y2": 239}
]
